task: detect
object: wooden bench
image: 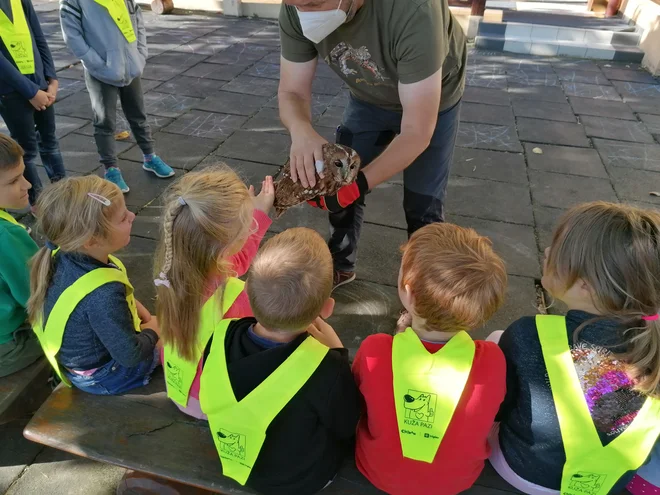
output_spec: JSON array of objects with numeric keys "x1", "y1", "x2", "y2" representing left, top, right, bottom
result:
[
  {"x1": 24, "y1": 369, "x2": 522, "y2": 495},
  {"x1": 0, "y1": 358, "x2": 52, "y2": 425}
]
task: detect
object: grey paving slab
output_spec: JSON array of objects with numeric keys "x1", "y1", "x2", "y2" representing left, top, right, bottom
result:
[
  {"x1": 77, "y1": 114, "x2": 174, "y2": 138},
  {"x1": 58, "y1": 133, "x2": 132, "y2": 173},
  {"x1": 507, "y1": 85, "x2": 567, "y2": 103},
  {"x1": 460, "y1": 102, "x2": 515, "y2": 126},
  {"x1": 195, "y1": 91, "x2": 269, "y2": 116},
  {"x1": 242, "y1": 107, "x2": 287, "y2": 133},
  {"x1": 580, "y1": 115, "x2": 655, "y2": 144},
  {"x1": 199, "y1": 157, "x2": 280, "y2": 187},
  {"x1": 141, "y1": 63, "x2": 189, "y2": 82},
  {"x1": 261, "y1": 51, "x2": 283, "y2": 65},
  {"x1": 221, "y1": 75, "x2": 280, "y2": 97},
  {"x1": 450, "y1": 214, "x2": 540, "y2": 277},
  {"x1": 354, "y1": 222, "x2": 407, "y2": 287},
  {"x1": 445, "y1": 176, "x2": 534, "y2": 225},
  {"x1": 456, "y1": 122, "x2": 523, "y2": 152},
  {"x1": 55, "y1": 77, "x2": 87, "y2": 101},
  {"x1": 534, "y1": 205, "x2": 564, "y2": 252},
  {"x1": 511, "y1": 98, "x2": 576, "y2": 123},
  {"x1": 156, "y1": 75, "x2": 229, "y2": 99},
  {"x1": 606, "y1": 166, "x2": 660, "y2": 206},
  {"x1": 267, "y1": 200, "x2": 329, "y2": 234},
  {"x1": 561, "y1": 82, "x2": 622, "y2": 101},
  {"x1": 172, "y1": 35, "x2": 238, "y2": 56},
  {"x1": 465, "y1": 67, "x2": 508, "y2": 89},
  {"x1": 451, "y1": 147, "x2": 528, "y2": 185},
  {"x1": 4, "y1": 447, "x2": 126, "y2": 495},
  {"x1": 142, "y1": 91, "x2": 204, "y2": 118},
  {"x1": 639, "y1": 113, "x2": 660, "y2": 138},
  {"x1": 0, "y1": 420, "x2": 43, "y2": 494},
  {"x1": 505, "y1": 58, "x2": 557, "y2": 73},
  {"x1": 147, "y1": 51, "x2": 209, "y2": 69},
  {"x1": 627, "y1": 100, "x2": 660, "y2": 116},
  {"x1": 363, "y1": 183, "x2": 406, "y2": 230},
  {"x1": 182, "y1": 62, "x2": 245, "y2": 81},
  {"x1": 215, "y1": 130, "x2": 290, "y2": 165},
  {"x1": 554, "y1": 68, "x2": 610, "y2": 86},
  {"x1": 55, "y1": 65, "x2": 85, "y2": 81},
  {"x1": 594, "y1": 138, "x2": 660, "y2": 172},
  {"x1": 600, "y1": 67, "x2": 658, "y2": 84},
  {"x1": 101, "y1": 160, "x2": 176, "y2": 209},
  {"x1": 506, "y1": 71, "x2": 560, "y2": 87},
  {"x1": 243, "y1": 61, "x2": 281, "y2": 80},
  {"x1": 161, "y1": 110, "x2": 247, "y2": 141},
  {"x1": 50, "y1": 48, "x2": 79, "y2": 71},
  {"x1": 119, "y1": 234, "x2": 159, "y2": 307},
  {"x1": 204, "y1": 43, "x2": 275, "y2": 66},
  {"x1": 568, "y1": 96, "x2": 636, "y2": 120},
  {"x1": 119, "y1": 131, "x2": 218, "y2": 170},
  {"x1": 329, "y1": 90, "x2": 351, "y2": 108},
  {"x1": 317, "y1": 105, "x2": 347, "y2": 128},
  {"x1": 266, "y1": 93, "x2": 335, "y2": 121},
  {"x1": 54, "y1": 115, "x2": 88, "y2": 139},
  {"x1": 462, "y1": 86, "x2": 511, "y2": 107},
  {"x1": 529, "y1": 169, "x2": 617, "y2": 209},
  {"x1": 53, "y1": 90, "x2": 92, "y2": 119},
  {"x1": 552, "y1": 59, "x2": 602, "y2": 72},
  {"x1": 130, "y1": 205, "x2": 162, "y2": 240},
  {"x1": 610, "y1": 81, "x2": 660, "y2": 103},
  {"x1": 524, "y1": 143, "x2": 608, "y2": 178},
  {"x1": 516, "y1": 117, "x2": 590, "y2": 147},
  {"x1": 475, "y1": 275, "x2": 540, "y2": 339},
  {"x1": 311, "y1": 76, "x2": 345, "y2": 96}
]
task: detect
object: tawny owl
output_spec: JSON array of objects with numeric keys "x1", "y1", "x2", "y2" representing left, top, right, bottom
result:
[{"x1": 273, "y1": 143, "x2": 361, "y2": 218}]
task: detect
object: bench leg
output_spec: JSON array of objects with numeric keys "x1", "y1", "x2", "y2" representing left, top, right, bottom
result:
[{"x1": 117, "y1": 471, "x2": 216, "y2": 495}]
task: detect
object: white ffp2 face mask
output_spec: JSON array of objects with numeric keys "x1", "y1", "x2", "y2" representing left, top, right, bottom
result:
[{"x1": 297, "y1": 0, "x2": 348, "y2": 44}]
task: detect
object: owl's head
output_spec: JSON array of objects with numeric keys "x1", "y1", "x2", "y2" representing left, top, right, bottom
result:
[{"x1": 323, "y1": 143, "x2": 361, "y2": 186}]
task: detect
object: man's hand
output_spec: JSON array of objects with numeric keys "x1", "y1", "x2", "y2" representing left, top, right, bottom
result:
[
  {"x1": 29, "y1": 90, "x2": 50, "y2": 111},
  {"x1": 306, "y1": 317, "x2": 343, "y2": 349},
  {"x1": 46, "y1": 79, "x2": 59, "y2": 104},
  {"x1": 289, "y1": 127, "x2": 328, "y2": 189},
  {"x1": 307, "y1": 171, "x2": 369, "y2": 213}
]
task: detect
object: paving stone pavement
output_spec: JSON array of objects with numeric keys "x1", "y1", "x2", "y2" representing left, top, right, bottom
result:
[{"x1": 1, "y1": 2, "x2": 660, "y2": 494}]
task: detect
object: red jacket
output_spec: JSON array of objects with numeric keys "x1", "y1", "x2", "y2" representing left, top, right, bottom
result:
[{"x1": 352, "y1": 333, "x2": 506, "y2": 495}]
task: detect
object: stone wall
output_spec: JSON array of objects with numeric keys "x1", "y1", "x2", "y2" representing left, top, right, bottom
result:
[{"x1": 620, "y1": 0, "x2": 660, "y2": 75}]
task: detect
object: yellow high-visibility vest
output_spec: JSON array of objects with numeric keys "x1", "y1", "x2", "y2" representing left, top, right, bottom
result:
[
  {"x1": 537, "y1": 315, "x2": 660, "y2": 495},
  {"x1": 393, "y1": 327, "x2": 475, "y2": 462},
  {"x1": 163, "y1": 277, "x2": 244, "y2": 407},
  {"x1": 199, "y1": 323, "x2": 329, "y2": 485},
  {"x1": 0, "y1": 0, "x2": 35, "y2": 74},
  {"x1": 32, "y1": 254, "x2": 140, "y2": 386},
  {"x1": 93, "y1": 0, "x2": 136, "y2": 43},
  {"x1": 0, "y1": 209, "x2": 28, "y2": 230}
]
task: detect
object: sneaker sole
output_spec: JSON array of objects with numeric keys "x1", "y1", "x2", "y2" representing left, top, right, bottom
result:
[
  {"x1": 143, "y1": 164, "x2": 175, "y2": 178},
  {"x1": 332, "y1": 273, "x2": 356, "y2": 292}
]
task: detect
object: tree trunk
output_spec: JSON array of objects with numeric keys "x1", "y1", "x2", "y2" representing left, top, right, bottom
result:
[{"x1": 151, "y1": 0, "x2": 174, "y2": 15}]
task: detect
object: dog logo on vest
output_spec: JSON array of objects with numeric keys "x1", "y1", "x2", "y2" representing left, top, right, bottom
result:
[
  {"x1": 216, "y1": 429, "x2": 246, "y2": 460},
  {"x1": 9, "y1": 41, "x2": 28, "y2": 58},
  {"x1": 567, "y1": 472, "x2": 607, "y2": 495},
  {"x1": 403, "y1": 390, "x2": 437, "y2": 423},
  {"x1": 165, "y1": 361, "x2": 183, "y2": 390}
]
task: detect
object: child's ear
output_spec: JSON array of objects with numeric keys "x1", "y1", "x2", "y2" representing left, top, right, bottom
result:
[
  {"x1": 320, "y1": 297, "x2": 335, "y2": 319},
  {"x1": 400, "y1": 283, "x2": 414, "y2": 310}
]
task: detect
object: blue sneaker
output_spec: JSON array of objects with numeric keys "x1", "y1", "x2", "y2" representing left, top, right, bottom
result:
[
  {"x1": 143, "y1": 155, "x2": 175, "y2": 178},
  {"x1": 105, "y1": 167, "x2": 129, "y2": 193}
]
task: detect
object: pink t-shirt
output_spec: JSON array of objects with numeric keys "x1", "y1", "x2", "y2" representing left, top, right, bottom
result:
[{"x1": 164, "y1": 209, "x2": 271, "y2": 419}]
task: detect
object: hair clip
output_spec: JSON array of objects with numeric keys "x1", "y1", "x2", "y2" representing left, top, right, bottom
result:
[
  {"x1": 88, "y1": 193, "x2": 111, "y2": 206},
  {"x1": 45, "y1": 240, "x2": 58, "y2": 250},
  {"x1": 154, "y1": 272, "x2": 171, "y2": 288},
  {"x1": 178, "y1": 196, "x2": 187, "y2": 206},
  {"x1": 642, "y1": 314, "x2": 659, "y2": 321}
]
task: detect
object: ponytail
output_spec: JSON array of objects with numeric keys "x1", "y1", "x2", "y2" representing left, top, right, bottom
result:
[
  {"x1": 622, "y1": 318, "x2": 660, "y2": 397},
  {"x1": 27, "y1": 246, "x2": 56, "y2": 324}
]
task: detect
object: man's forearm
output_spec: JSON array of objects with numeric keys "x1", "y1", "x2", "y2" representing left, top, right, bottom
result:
[
  {"x1": 362, "y1": 132, "x2": 430, "y2": 189},
  {"x1": 278, "y1": 91, "x2": 314, "y2": 135}
]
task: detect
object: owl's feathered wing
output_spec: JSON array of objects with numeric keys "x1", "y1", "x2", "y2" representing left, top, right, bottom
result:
[{"x1": 273, "y1": 144, "x2": 360, "y2": 218}]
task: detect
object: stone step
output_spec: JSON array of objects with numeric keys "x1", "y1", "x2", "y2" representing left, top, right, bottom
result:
[
  {"x1": 478, "y1": 21, "x2": 642, "y2": 45},
  {"x1": 475, "y1": 34, "x2": 645, "y2": 61}
]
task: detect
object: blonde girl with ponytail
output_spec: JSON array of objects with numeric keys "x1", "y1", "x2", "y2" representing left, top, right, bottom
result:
[
  {"x1": 27, "y1": 176, "x2": 160, "y2": 395},
  {"x1": 154, "y1": 165, "x2": 274, "y2": 419},
  {"x1": 489, "y1": 201, "x2": 660, "y2": 495}
]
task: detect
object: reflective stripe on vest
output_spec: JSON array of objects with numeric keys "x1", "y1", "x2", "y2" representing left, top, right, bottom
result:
[
  {"x1": 0, "y1": 0, "x2": 35, "y2": 74},
  {"x1": 32, "y1": 254, "x2": 140, "y2": 386},
  {"x1": 0, "y1": 209, "x2": 28, "y2": 230},
  {"x1": 536, "y1": 315, "x2": 660, "y2": 495},
  {"x1": 93, "y1": 0, "x2": 136, "y2": 43},
  {"x1": 163, "y1": 277, "x2": 245, "y2": 407},
  {"x1": 392, "y1": 328, "x2": 475, "y2": 463},
  {"x1": 199, "y1": 328, "x2": 329, "y2": 485}
]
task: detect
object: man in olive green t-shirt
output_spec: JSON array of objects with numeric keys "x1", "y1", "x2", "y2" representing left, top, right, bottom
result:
[{"x1": 278, "y1": 0, "x2": 467, "y2": 287}]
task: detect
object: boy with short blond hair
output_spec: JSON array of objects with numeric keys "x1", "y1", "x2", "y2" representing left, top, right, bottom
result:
[
  {"x1": 353, "y1": 222, "x2": 508, "y2": 495},
  {"x1": 0, "y1": 134, "x2": 42, "y2": 376},
  {"x1": 200, "y1": 227, "x2": 360, "y2": 495}
]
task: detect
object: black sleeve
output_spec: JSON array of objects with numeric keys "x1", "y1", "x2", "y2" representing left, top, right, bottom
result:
[
  {"x1": 315, "y1": 349, "x2": 361, "y2": 439},
  {"x1": 495, "y1": 317, "x2": 533, "y2": 422}
]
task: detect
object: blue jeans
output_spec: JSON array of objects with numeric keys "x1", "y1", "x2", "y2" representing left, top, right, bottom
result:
[
  {"x1": 329, "y1": 96, "x2": 462, "y2": 271},
  {"x1": 64, "y1": 348, "x2": 160, "y2": 395},
  {"x1": 0, "y1": 94, "x2": 66, "y2": 205}
]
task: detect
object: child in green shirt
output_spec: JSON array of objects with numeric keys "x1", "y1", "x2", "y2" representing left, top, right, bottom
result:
[{"x1": 0, "y1": 134, "x2": 42, "y2": 377}]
